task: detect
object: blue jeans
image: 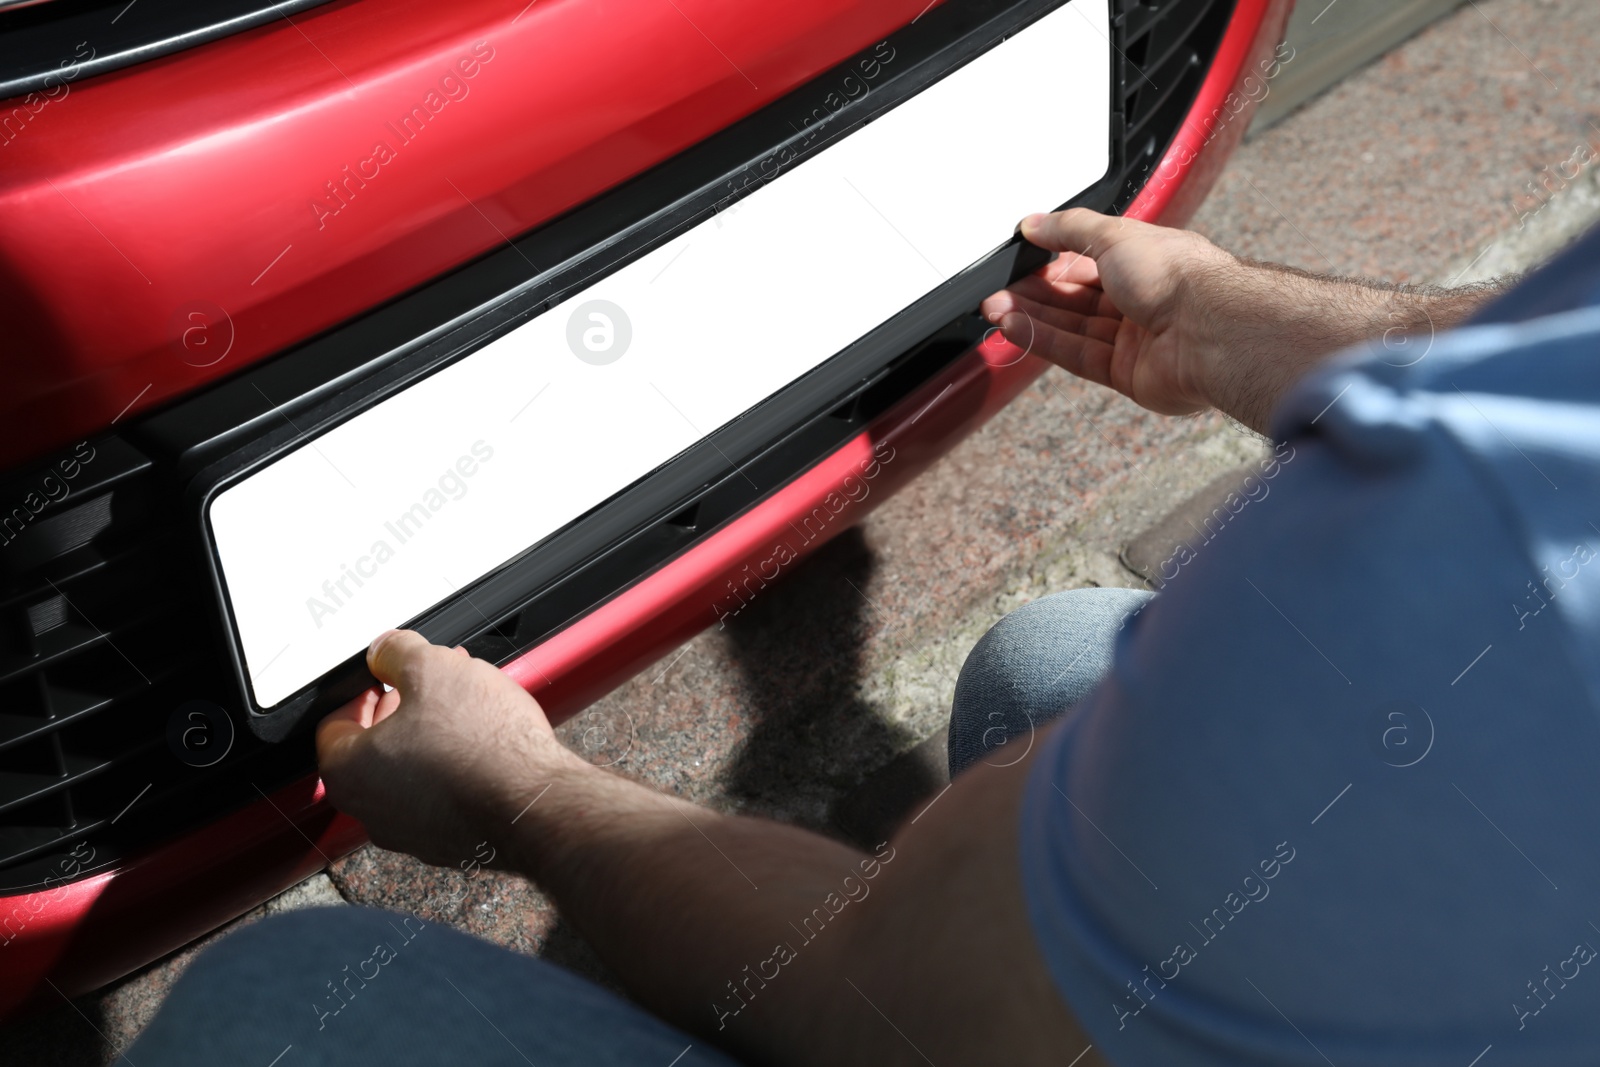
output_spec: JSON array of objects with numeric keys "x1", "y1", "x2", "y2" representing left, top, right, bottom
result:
[
  {"x1": 131, "y1": 588, "x2": 1148, "y2": 1065},
  {"x1": 128, "y1": 906, "x2": 741, "y2": 1066},
  {"x1": 948, "y1": 587, "x2": 1154, "y2": 777}
]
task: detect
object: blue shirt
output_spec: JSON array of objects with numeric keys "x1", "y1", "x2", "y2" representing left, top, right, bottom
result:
[{"x1": 1020, "y1": 228, "x2": 1600, "y2": 1066}]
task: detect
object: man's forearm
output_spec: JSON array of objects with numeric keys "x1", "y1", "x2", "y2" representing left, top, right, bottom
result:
[
  {"x1": 494, "y1": 745, "x2": 1092, "y2": 1067},
  {"x1": 1195, "y1": 260, "x2": 1507, "y2": 433},
  {"x1": 497, "y1": 754, "x2": 877, "y2": 1063}
]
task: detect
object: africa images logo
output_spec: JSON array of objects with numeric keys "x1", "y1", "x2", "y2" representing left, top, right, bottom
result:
[
  {"x1": 309, "y1": 42, "x2": 496, "y2": 230},
  {"x1": 304, "y1": 441, "x2": 494, "y2": 629}
]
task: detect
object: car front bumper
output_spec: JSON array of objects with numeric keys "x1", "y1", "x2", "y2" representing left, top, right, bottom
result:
[{"x1": 0, "y1": 0, "x2": 1292, "y2": 1018}]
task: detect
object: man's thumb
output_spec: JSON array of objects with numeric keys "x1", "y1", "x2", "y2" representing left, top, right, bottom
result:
[
  {"x1": 367, "y1": 628, "x2": 435, "y2": 691},
  {"x1": 1020, "y1": 207, "x2": 1141, "y2": 256}
]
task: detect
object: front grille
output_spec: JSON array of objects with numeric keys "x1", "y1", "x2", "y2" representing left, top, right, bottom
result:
[
  {"x1": 1113, "y1": 0, "x2": 1237, "y2": 209},
  {"x1": 0, "y1": 0, "x2": 1244, "y2": 892},
  {"x1": 0, "y1": 439, "x2": 316, "y2": 888},
  {"x1": 0, "y1": 440, "x2": 168, "y2": 869}
]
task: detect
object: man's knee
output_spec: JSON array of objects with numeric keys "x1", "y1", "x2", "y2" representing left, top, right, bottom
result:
[
  {"x1": 133, "y1": 906, "x2": 432, "y2": 1061},
  {"x1": 948, "y1": 587, "x2": 1154, "y2": 777}
]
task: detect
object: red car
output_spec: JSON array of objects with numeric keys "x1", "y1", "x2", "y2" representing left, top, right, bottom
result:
[{"x1": 0, "y1": 0, "x2": 1290, "y2": 1016}]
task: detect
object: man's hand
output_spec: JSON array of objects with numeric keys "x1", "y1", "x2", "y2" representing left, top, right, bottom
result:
[
  {"x1": 984, "y1": 208, "x2": 1499, "y2": 432},
  {"x1": 317, "y1": 630, "x2": 584, "y2": 868},
  {"x1": 985, "y1": 210, "x2": 1228, "y2": 418}
]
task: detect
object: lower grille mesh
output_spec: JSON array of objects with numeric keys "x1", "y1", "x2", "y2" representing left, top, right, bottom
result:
[{"x1": 1114, "y1": 0, "x2": 1237, "y2": 209}]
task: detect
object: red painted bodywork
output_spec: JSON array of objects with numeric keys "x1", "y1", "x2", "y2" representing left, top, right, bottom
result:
[
  {"x1": 0, "y1": 0, "x2": 1292, "y2": 1021},
  {"x1": 0, "y1": 0, "x2": 935, "y2": 470}
]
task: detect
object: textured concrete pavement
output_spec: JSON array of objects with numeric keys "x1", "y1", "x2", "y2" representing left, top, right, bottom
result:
[{"x1": 8, "y1": 0, "x2": 1600, "y2": 1060}]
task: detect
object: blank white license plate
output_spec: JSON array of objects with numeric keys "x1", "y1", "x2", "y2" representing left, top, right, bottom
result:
[{"x1": 208, "y1": 0, "x2": 1110, "y2": 710}]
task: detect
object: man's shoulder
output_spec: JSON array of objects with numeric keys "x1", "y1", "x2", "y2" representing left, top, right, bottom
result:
[
  {"x1": 1019, "y1": 303, "x2": 1600, "y2": 1062},
  {"x1": 1269, "y1": 304, "x2": 1600, "y2": 692}
]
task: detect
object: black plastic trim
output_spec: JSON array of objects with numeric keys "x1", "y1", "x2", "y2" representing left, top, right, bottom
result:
[{"x1": 0, "y1": 0, "x2": 333, "y2": 102}]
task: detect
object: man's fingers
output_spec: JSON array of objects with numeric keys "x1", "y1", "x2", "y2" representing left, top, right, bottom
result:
[
  {"x1": 1004, "y1": 274, "x2": 1123, "y2": 320},
  {"x1": 1020, "y1": 208, "x2": 1145, "y2": 258},
  {"x1": 317, "y1": 687, "x2": 381, "y2": 770},
  {"x1": 326, "y1": 685, "x2": 382, "y2": 729},
  {"x1": 989, "y1": 292, "x2": 1121, "y2": 346},
  {"x1": 986, "y1": 277, "x2": 1096, "y2": 319},
  {"x1": 370, "y1": 685, "x2": 403, "y2": 726},
  {"x1": 1039, "y1": 248, "x2": 1102, "y2": 289},
  {"x1": 997, "y1": 311, "x2": 1117, "y2": 389}
]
